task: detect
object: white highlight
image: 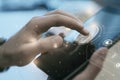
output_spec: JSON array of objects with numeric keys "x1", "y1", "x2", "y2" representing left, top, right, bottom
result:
[{"x1": 53, "y1": 43, "x2": 58, "y2": 48}]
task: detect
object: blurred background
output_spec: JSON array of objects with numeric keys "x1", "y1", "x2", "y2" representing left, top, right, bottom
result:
[{"x1": 0, "y1": 0, "x2": 119, "y2": 80}]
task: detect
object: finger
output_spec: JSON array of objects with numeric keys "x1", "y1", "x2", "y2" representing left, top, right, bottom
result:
[
  {"x1": 73, "y1": 47, "x2": 108, "y2": 80},
  {"x1": 37, "y1": 35, "x2": 63, "y2": 54},
  {"x1": 21, "y1": 35, "x2": 63, "y2": 57},
  {"x1": 45, "y1": 10, "x2": 82, "y2": 23},
  {"x1": 28, "y1": 14, "x2": 89, "y2": 37},
  {"x1": 45, "y1": 10, "x2": 88, "y2": 35}
]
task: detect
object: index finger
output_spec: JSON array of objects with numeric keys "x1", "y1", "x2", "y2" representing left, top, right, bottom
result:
[{"x1": 28, "y1": 14, "x2": 89, "y2": 36}]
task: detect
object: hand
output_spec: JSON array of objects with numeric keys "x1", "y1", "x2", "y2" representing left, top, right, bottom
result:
[
  {"x1": 73, "y1": 48, "x2": 108, "y2": 80},
  {"x1": 0, "y1": 10, "x2": 89, "y2": 67},
  {"x1": 35, "y1": 40, "x2": 108, "y2": 80}
]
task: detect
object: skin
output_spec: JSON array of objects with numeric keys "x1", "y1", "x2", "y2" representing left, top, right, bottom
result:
[
  {"x1": 0, "y1": 10, "x2": 108, "y2": 80},
  {"x1": 73, "y1": 47, "x2": 108, "y2": 80}
]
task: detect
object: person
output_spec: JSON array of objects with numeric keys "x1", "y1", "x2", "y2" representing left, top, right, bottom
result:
[{"x1": 0, "y1": 10, "x2": 108, "y2": 80}]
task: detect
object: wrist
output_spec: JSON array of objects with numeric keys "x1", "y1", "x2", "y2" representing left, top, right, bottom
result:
[
  {"x1": 0, "y1": 44, "x2": 10, "y2": 67},
  {"x1": 0, "y1": 45, "x2": 5, "y2": 66},
  {"x1": 0, "y1": 38, "x2": 10, "y2": 72}
]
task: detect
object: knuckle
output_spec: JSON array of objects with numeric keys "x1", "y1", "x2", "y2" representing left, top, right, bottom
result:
[
  {"x1": 30, "y1": 16, "x2": 41, "y2": 23},
  {"x1": 28, "y1": 16, "x2": 39, "y2": 25},
  {"x1": 54, "y1": 10, "x2": 64, "y2": 14},
  {"x1": 31, "y1": 16, "x2": 39, "y2": 20},
  {"x1": 26, "y1": 16, "x2": 41, "y2": 30}
]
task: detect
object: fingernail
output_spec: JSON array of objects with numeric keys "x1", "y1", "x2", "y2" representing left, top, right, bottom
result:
[
  {"x1": 98, "y1": 47, "x2": 108, "y2": 57},
  {"x1": 59, "y1": 33, "x2": 65, "y2": 38}
]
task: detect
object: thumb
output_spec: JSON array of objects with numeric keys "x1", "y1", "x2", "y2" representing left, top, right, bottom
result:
[
  {"x1": 73, "y1": 47, "x2": 108, "y2": 80},
  {"x1": 37, "y1": 35, "x2": 63, "y2": 54}
]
